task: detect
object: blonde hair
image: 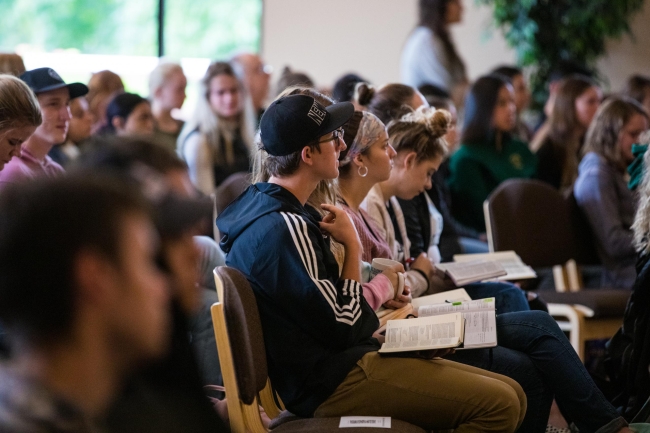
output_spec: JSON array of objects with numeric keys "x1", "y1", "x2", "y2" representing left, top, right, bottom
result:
[
  {"x1": 387, "y1": 106, "x2": 450, "y2": 162},
  {"x1": 583, "y1": 97, "x2": 649, "y2": 171},
  {"x1": 0, "y1": 75, "x2": 41, "y2": 132},
  {"x1": 632, "y1": 130, "x2": 650, "y2": 255},
  {"x1": 178, "y1": 61, "x2": 255, "y2": 165},
  {"x1": 148, "y1": 62, "x2": 184, "y2": 98},
  {"x1": 0, "y1": 54, "x2": 26, "y2": 77}
]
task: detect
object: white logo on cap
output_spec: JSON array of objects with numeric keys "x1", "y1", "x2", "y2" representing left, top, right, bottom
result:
[
  {"x1": 48, "y1": 69, "x2": 62, "y2": 81},
  {"x1": 307, "y1": 100, "x2": 326, "y2": 126}
]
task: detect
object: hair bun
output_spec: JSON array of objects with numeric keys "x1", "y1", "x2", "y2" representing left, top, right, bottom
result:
[
  {"x1": 402, "y1": 106, "x2": 451, "y2": 139},
  {"x1": 355, "y1": 83, "x2": 375, "y2": 107}
]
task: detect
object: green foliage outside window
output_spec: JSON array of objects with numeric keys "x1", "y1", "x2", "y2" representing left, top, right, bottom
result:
[
  {"x1": 0, "y1": 0, "x2": 262, "y2": 59},
  {"x1": 476, "y1": 0, "x2": 645, "y2": 107}
]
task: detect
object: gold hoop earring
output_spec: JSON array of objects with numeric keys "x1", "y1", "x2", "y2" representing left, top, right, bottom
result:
[{"x1": 358, "y1": 166, "x2": 368, "y2": 177}]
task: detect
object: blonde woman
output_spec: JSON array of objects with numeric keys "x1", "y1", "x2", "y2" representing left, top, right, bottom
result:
[
  {"x1": 149, "y1": 62, "x2": 187, "y2": 152},
  {"x1": 178, "y1": 61, "x2": 255, "y2": 195},
  {"x1": 574, "y1": 97, "x2": 649, "y2": 288}
]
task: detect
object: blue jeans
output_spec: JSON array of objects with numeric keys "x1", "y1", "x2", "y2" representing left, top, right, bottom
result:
[
  {"x1": 454, "y1": 311, "x2": 627, "y2": 433},
  {"x1": 459, "y1": 237, "x2": 489, "y2": 254},
  {"x1": 464, "y1": 281, "x2": 530, "y2": 314}
]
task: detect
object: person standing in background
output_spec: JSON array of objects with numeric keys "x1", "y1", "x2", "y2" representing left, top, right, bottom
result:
[{"x1": 401, "y1": 0, "x2": 468, "y2": 108}]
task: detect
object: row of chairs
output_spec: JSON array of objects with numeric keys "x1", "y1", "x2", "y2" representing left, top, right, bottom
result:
[
  {"x1": 484, "y1": 179, "x2": 629, "y2": 360},
  {"x1": 211, "y1": 266, "x2": 428, "y2": 433}
]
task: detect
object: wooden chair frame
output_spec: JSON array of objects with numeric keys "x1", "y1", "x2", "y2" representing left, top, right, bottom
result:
[{"x1": 212, "y1": 269, "x2": 281, "y2": 433}]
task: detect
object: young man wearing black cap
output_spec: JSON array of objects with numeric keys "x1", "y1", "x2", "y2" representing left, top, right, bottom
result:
[
  {"x1": 0, "y1": 67, "x2": 88, "y2": 189},
  {"x1": 218, "y1": 95, "x2": 525, "y2": 432}
]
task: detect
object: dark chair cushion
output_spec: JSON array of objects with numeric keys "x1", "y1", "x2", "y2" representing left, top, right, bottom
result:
[
  {"x1": 217, "y1": 266, "x2": 268, "y2": 404},
  {"x1": 487, "y1": 179, "x2": 577, "y2": 267},
  {"x1": 215, "y1": 172, "x2": 250, "y2": 214},
  {"x1": 540, "y1": 289, "x2": 630, "y2": 318}
]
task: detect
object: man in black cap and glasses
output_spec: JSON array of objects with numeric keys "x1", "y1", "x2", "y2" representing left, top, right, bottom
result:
[
  {"x1": 0, "y1": 67, "x2": 88, "y2": 189},
  {"x1": 217, "y1": 94, "x2": 525, "y2": 432}
]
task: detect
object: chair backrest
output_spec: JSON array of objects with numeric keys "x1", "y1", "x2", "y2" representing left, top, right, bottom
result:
[
  {"x1": 484, "y1": 179, "x2": 577, "y2": 267},
  {"x1": 215, "y1": 172, "x2": 250, "y2": 215},
  {"x1": 564, "y1": 188, "x2": 601, "y2": 265},
  {"x1": 215, "y1": 266, "x2": 268, "y2": 405}
]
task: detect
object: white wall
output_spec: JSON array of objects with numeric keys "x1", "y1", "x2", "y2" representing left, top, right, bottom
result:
[{"x1": 262, "y1": 0, "x2": 650, "y2": 91}]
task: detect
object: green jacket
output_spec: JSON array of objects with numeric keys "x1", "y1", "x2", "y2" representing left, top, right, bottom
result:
[{"x1": 447, "y1": 136, "x2": 537, "y2": 233}]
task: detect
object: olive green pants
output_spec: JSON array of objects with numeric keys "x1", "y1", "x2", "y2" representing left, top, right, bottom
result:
[{"x1": 315, "y1": 352, "x2": 526, "y2": 432}]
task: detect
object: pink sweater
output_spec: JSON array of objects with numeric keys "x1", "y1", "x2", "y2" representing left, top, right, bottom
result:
[{"x1": 340, "y1": 201, "x2": 395, "y2": 311}]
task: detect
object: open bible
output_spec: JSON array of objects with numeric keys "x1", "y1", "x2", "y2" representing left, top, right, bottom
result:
[
  {"x1": 378, "y1": 298, "x2": 497, "y2": 353},
  {"x1": 434, "y1": 260, "x2": 507, "y2": 286},
  {"x1": 453, "y1": 251, "x2": 537, "y2": 281}
]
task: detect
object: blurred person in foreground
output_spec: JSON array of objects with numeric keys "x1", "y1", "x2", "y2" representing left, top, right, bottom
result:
[
  {"x1": 0, "y1": 174, "x2": 170, "y2": 432},
  {"x1": 77, "y1": 138, "x2": 228, "y2": 432}
]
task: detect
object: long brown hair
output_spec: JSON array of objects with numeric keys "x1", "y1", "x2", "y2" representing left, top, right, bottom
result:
[
  {"x1": 178, "y1": 61, "x2": 255, "y2": 164},
  {"x1": 419, "y1": 0, "x2": 466, "y2": 80},
  {"x1": 583, "y1": 97, "x2": 649, "y2": 171},
  {"x1": 535, "y1": 75, "x2": 598, "y2": 188}
]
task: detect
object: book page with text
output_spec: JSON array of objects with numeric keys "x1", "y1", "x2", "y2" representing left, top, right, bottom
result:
[
  {"x1": 411, "y1": 289, "x2": 471, "y2": 308},
  {"x1": 378, "y1": 313, "x2": 463, "y2": 353},
  {"x1": 417, "y1": 298, "x2": 495, "y2": 317},
  {"x1": 457, "y1": 310, "x2": 497, "y2": 349}
]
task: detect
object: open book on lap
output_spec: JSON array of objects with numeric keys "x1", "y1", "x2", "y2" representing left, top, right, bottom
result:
[
  {"x1": 378, "y1": 313, "x2": 465, "y2": 353},
  {"x1": 434, "y1": 260, "x2": 507, "y2": 286},
  {"x1": 378, "y1": 298, "x2": 497, "y2": 353},
  {"x1": 453, "y1": 250, "x2": 537, "y2": 281},
  {"x1": 417, "y1": 298, "x2": 497, "y2": 349}
]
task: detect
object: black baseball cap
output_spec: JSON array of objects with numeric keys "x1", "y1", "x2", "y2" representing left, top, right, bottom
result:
[
  {"x1": 260, "y1": 94, "x2": 354, "y2": 156},
  {"x1": 20, "y1": 67, "x2": 89, "y2": 99}
]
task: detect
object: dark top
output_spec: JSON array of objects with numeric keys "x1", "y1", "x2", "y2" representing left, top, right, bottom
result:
[
  {"x1": 217, "y1": 183, "x2": 379, "y2": 416},
  {"x1": 535, "y1": 136, "x2": 565, "y2": 190},
  {"x1": 606, "y1": 253, "x2": 650, "y2": 420},
  {"x1": 106, "y1": 301, "x2": 227, "y2": 433},
  {"x1": 212, "y1": 128, "x2": 250, "y2": 187},
  {"x1": 448, "y1": 136, "x2": 537, "y2": 232}
]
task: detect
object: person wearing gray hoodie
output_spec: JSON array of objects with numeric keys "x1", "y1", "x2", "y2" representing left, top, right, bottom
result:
[{"x1": 574, "y1": 97, "x2": 649, "y2": 288}]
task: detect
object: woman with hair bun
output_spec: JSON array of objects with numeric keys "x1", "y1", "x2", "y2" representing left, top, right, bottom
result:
[
  {"x1": 101, "y1": 93, "x2": 154, "y2": 137},
  {"x1": 0, "y1": 74, "x2": 41, "y2": 171},
  {"x1": 361, "y1": 106, "x2": 449, "y2": 298},
  {"x1": 574, "y1": 97, "x2": 649, "y2": 288},
  {"x1": 354, "y1": 82, "x2": 427, "y2": 125},
  {"x1": 448, "y1": 74, "x2": 537, "y2": 233}
]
